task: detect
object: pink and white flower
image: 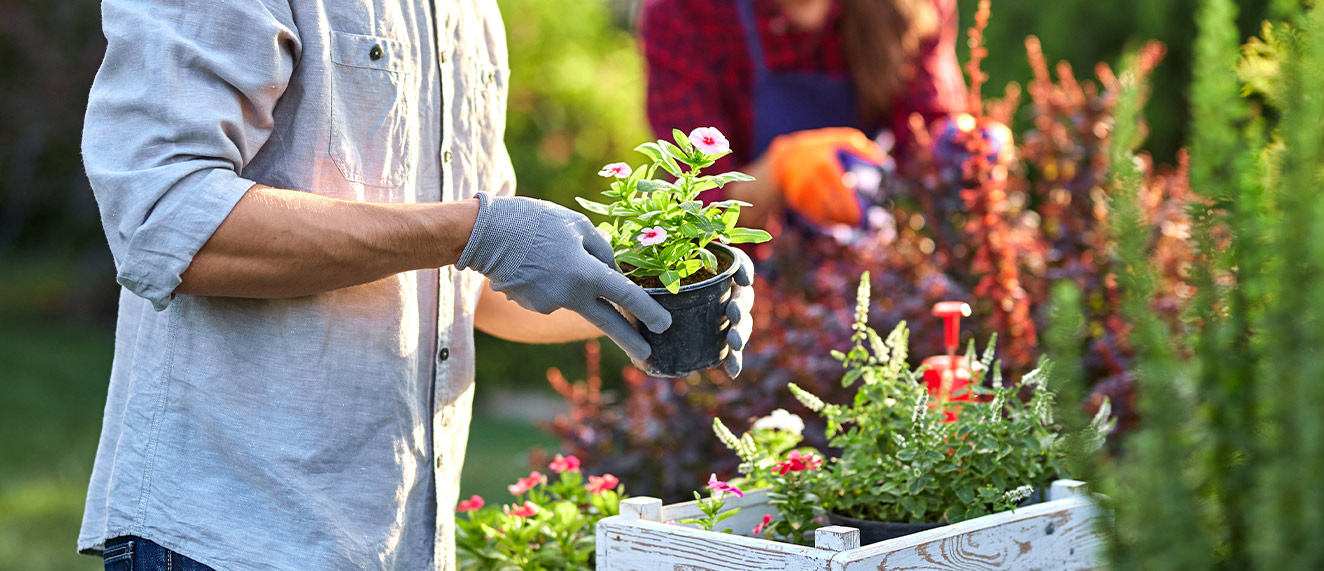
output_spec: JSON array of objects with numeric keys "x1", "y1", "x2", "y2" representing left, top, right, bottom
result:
[
  {"x1": 504, "y1": 500, "x2": 539, "y2": 518},
  {"x1": 456, "y1": 495, "x2": 484, "y2": 512},
  {"x1": 638, "y1": 226, "x2": 668, "y2": 246},
  {"x1": 598, "y1": 162, "x2": 633, "y2": 178},
  {"x1": 507, "y1": 471, "x2": 548, "y2": 495},
  {"x1": 549, "y1": 454, "x2": 581, "y2": 474},
  {"x1": 586, "y1": 473, "x2": 620, "y2": 495},
  {"x1": 689, "y1": 127, "x2": 730, "y2": 155},
  {"x1": 705, "y1": 473, "x2": 744, "y2": 498}
]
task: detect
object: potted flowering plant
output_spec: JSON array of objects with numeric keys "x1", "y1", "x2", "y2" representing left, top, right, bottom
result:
[
  {"x1": 454, "y1": 454, "x2": 623, "y2": 570},
  {"x1": 578, "y1": 127, "x2": 772, "y2": 377},
  {"x1": 715, "y1": 272, "x2": 1113, "y2": 545}
]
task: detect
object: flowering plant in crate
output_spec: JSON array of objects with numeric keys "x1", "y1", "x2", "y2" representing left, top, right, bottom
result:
[
  {"x1": 577, "y1": 127, "x2": 772, "y2": 293},
  {"x1": 454, "y1": 454, "x2": 622, "y2": 570},
  {"x1": 716, "y1": 273, "x2": 1114, "y2": 540}
]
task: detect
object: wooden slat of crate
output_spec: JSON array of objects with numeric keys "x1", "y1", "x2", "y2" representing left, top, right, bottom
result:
[
  {"x1": 832, "y1": 494, "x2": 1104, "y2": 570},
  {"x1": 596, "y1": 480, "x2": 1105, "y2": 571}
]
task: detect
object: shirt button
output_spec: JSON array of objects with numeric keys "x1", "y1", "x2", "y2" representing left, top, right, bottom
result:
[
  {"x1": 440, "y1": 52, "x2": 448, "y2": 64},
  {"x1": 438, "y1": 347, "x2": 450, "y2": 362},
  {"x1": 436, "y1": 455, "x2": 443, "y2": 470},
  {"x1": 443, "y1": 150, "x2": 453, "y2": 162},
  {"x1": 369, "y1": 45, "x2": 383, "y2": 61}
]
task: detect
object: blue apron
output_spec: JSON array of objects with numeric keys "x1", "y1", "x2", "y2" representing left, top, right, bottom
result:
[{"x1": 735, "y1": 0, "x2": 862, "y2": 161}]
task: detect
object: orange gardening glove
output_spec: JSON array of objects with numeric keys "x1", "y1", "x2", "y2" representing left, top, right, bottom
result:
[{"x1": 766, "y1": 127, "x2": 889, "y2": 227}]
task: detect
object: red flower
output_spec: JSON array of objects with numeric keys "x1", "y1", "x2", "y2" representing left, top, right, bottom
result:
[
  {"x1": 753, "y1": 514, "x2": 773, "y2": 535},
  {"x1": 549, "y1": 454, "x2": 581, "y2": 474},
  {"x1": 507, "y1": 471, "x2": 548, "y2": 496},
  {"x1": 586, "y1": 473, "x2": 620, "y2": 494},
  {"x1": 456, "y1": 495, "x2": 484, "y2": 512},
  {"x1": 773, "y1": 450, "x2": 823, "y2": 475},
  {"x1": 504, "y1": 500, "x2": 539, "y2": 518}
]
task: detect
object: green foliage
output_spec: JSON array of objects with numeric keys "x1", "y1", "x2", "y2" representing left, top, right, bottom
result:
[
  {"x1": 734, "y1": 274, "x2": 1109, "y2": 528},
  {"x1": 679, "y1": 483, "x2": 742, "y2": 533},
  {"x1": 498, "y1": 0, "x2": 649, "y2": 209},
  {"x1": 578, "y1": 129, "x2": 771, "y2": 293},
  {"x1": 957, "y1": 0, "x2": 1277, "y2": 162},
  {"x1": 456, "y1": 464, "x2": 622, "y2": 570},
  {"x1": 713, "y1": 415, "x2": 824, "y2": 544},
  {"x1": 1086, "y1": 1, "x2": 1324, "y2": 568}
]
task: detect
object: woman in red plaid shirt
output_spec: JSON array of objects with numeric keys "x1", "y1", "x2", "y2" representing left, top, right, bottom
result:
[{"x1": 641, "y1": 0, "x2": 966, "y2": 230}]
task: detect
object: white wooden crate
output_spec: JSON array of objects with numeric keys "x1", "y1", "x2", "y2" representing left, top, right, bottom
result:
[{"x1": 596, "y1": 479, "x2": 1106, "y2": 570}]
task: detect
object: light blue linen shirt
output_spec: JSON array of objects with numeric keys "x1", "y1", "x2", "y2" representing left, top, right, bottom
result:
[{"x1": 78, "y1": 1, "x2": 515, "y2": 569}]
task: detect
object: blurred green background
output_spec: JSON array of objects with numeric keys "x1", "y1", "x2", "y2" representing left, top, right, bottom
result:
[{"x1": 0, "y1": 0, "x2": 1276, "y2": 568}]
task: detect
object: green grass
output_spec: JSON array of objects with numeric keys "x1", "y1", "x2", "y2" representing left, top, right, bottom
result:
[{"x1": 0, "y1": 314, "x2": 557, "y2": 570}]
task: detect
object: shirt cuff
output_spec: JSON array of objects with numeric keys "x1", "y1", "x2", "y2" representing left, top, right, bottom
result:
[{"x1": 115, "y1": 169, "x2": 256, "y2": 311}]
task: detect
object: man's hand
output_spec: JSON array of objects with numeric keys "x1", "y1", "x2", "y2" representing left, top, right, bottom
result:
[
  {"x1": 457, "y1": 193, "x2": 672, "y2": 360},
  {"x1": 722, "y1": 247, "x2": 756, "y2": 377}
]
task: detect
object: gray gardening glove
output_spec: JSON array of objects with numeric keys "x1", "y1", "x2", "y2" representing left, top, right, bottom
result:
[
  {"x1": 723, "y1": 247, "x2": 755, "y2": 378},
  {"x1": 457, "y1": 192, "x2": 672, "y2": 360}
]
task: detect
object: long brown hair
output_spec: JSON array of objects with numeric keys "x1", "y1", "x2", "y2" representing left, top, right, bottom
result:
[{"x1": 839, "y1": 0, "x2": 940, "y2": 125}]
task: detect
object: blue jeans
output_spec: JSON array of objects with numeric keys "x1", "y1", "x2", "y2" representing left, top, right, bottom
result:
[{"x1": 103, "y1": 537, "x2": 215, "y2": 571}]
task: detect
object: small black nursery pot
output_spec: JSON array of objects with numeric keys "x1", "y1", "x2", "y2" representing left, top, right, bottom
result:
[{"x1": 626, "y1": 243, "x2": 740, "y2": 378}]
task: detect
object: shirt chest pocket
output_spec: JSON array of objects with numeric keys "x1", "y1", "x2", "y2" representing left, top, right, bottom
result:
[{"x1": 328, "y1": 30, "x2": 419, "y2": 188}]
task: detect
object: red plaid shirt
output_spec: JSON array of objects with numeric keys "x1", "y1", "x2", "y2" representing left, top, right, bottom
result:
[{"x1": 641, "y1": 0, "x2": 966, "y2": 176}]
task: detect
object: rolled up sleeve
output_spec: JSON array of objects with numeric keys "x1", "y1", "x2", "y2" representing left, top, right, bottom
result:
[{"x1": 84, "y1": 0, "x2": 300, "y2": 310}]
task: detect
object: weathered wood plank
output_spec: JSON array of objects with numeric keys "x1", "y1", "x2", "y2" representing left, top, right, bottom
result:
[
  {"x1": 597, "y1": 481, "x2": 1106, "y2": 571},
  {"x1": 831, "y1": 495, "x2": 1105, "y2": 571},
  {"x1": 597, "y1": 517, "x2": 835, "y2": 571},
  {"x1": 815, "y1": 527, "x2": 861, "y2": 552}
]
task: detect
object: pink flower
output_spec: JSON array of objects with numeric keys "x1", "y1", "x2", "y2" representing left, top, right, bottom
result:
[
  {"x1": 456, "y1": 495, "x2": 484, "y2": 512},
  {"x1": 706, "y1": 473, "x2": 744, "y2": 498},
  {"x1": 586, "y1": 473, "x2": 620, "y2": 495},
  {"x1": 689, "y1": 127, "x2": 730, "y2": 155},
  {"x1": 753, "y1": 514, "x2": 773, "y2": 535},
  {"x1": 773, "y1": 450, "x2": 823, "y2": 475},
  {"x1": 504, "y1": 500, "x2": 539, "y2": 518},
  {"x1": 638, "y1": 226, "x2": 668, "y2": 246},
  {"x1": 507, "y1": 471, "x2": 548, "y2": 496},
  {"x1": 598, "y1": 162, "x2": 632, "y2": 178},
  {"x1": 549, "y1": 454, "x2": 581, "y2": 474}
]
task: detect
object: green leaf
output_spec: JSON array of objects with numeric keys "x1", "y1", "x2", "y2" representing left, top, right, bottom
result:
[
  {"x1": 637, "y1": 178, "x2": 678, "y2": 193},
  {"x1": 721, "y1": 208, "x2": 740, "y2": 229},
  {"x1": 680, "y1": 201, "x2": 703, "y2": 214},
  {"x1": 696, "y1": 247, "x2": 717, "y2": 269},
  {"x1": 639, "y1": 140, "x2": 683, "y2": 177},
  {"x1": 677, "y1": 259, "x2": 704, "y2": 277},
  {"x1": 660, "y1": 271, "x2": 681, "y2": 294},
  {"x1": 673, "y1": 128, "x2": 693, "y2": 151},
  {"x1": 681, "y1": 223, "x2": 702, "y2": 238},
  {"x1": 727, "y1": 228, "x2": 773, "y2": 244},
  {"x1": 635, "y1": 142, "x2": 665, "y2": 164},
  {"x1": 617, "y1": 253, "x2": 663, "y2": 271},
  {"x1": 708, "y1": 171, "x2": 756, "y2": 187},
  {"x1": 708, "y1": 199, "x2": 755, "y2": 208},
  {"x1": 575, "y1": 197, "x2": 612, "y2": 215},
  {"x1": 660, "y1": 139, "x2": 692, "y2": 166}
]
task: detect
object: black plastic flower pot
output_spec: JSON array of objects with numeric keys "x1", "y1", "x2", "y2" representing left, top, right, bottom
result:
[
  {"x1": 625, "y1": 243, "x2": 740, "y2": 378},
  {"x1": 822, "y1": 511, "x2": 947, "y2": 545}
]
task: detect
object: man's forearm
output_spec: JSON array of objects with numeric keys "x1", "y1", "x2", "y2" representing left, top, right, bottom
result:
[
  {"x1": 473, "y1": 280, "x2": 606, "y2": 343},
  {"x1": 177, "y1": 184, "x2": 479, "y2": 299}
]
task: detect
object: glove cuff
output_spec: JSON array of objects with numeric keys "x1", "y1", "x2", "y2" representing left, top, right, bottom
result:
[{"x1": 455, "y1": 192, "x2": 540, "y2": 283}]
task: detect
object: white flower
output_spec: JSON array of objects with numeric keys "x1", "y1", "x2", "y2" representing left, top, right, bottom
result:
[
  {"x1": 1003, "y1": 485, "x2": 1035, "y2": 504},
  {"x1": 752, "y1": 409, "x2": 805, "y2": 435},
  {"x1": 789, "y1": 383, "x2": 826, "y2": 413}
]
